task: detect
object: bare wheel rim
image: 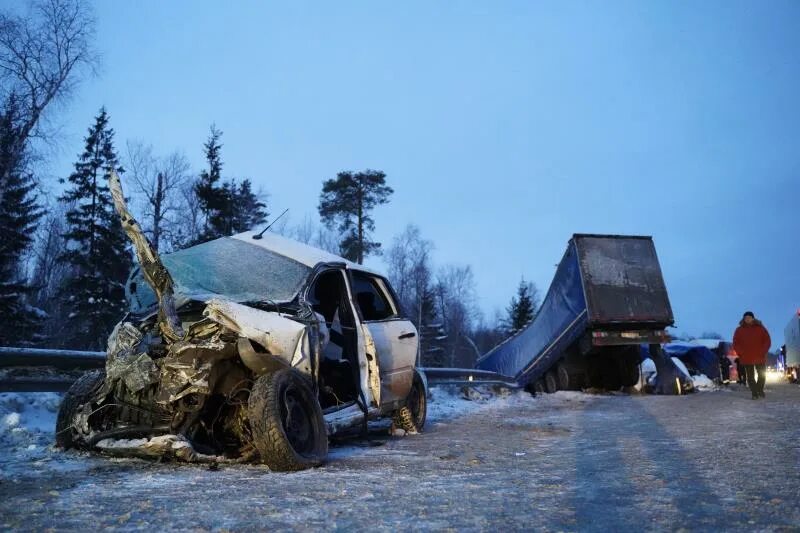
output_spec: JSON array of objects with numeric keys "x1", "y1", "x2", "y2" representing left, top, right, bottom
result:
[{"x1": 280, "y1": 384, "x2": 314, "y2": 455}]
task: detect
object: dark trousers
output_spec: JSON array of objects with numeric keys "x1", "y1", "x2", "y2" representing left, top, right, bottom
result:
[{"x1": 744, "y1": 364, "x2": 766, "y2": 396}]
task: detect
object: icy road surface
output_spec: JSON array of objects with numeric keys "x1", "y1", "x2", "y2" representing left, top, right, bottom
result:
[{"x1": 2, "y1": 382, "x2": 800, "y2": 531}]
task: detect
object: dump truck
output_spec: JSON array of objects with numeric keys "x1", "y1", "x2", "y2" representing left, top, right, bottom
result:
[{"x1": 476, "y1": 234, "x2": 688, "y2": 394}]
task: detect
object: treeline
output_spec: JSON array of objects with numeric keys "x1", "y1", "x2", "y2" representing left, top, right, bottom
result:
[
  {"x1": 2, "y1": 101, "x2": 270, "y2": 349},
  {"x1": 381, "y1": 224, "x2": 541, "y2": 367},
  {"x1": 0, "y1": 0, "x2": 542, "y2": 363}
]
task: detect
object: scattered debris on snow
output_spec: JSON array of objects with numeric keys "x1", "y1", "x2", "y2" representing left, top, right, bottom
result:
[
  {"x1": 638, "y1": 357, "x2": 718, "y2": 392},
  {"x1": 95, "y1": 434, "x2": 235, "y2": 464}
]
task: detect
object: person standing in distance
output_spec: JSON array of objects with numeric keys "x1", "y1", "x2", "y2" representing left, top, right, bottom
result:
[{"x1": 733, "y1": 311, "x2": 771, "y2": 399}]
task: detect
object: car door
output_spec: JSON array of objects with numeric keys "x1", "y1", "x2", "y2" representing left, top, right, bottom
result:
[{"x1": 349, "y1": 270, "x2": 418, "y2": 406}]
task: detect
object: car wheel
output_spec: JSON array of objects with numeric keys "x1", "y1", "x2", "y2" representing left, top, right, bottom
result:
[
  {"x1": 394, "y1": 370, "x2": 427, "y2": 433},
  {"x1": 544, "y1": 370, "x2": 558, "y2": 393},
  {"x1": 55, "y1": 369, "x2": 107, "y2": 449},
  {"x1": 248, "y1": 369, "x2": 328, "y2": 471}
]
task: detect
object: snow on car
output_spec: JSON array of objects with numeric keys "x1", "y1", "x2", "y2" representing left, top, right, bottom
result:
[{"x1": 55, "y1": 172, "x2": 427, "y2": 471}]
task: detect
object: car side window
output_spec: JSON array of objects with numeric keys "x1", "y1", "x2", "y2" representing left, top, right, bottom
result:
[{"x1": 351, "y1": 272, "x2": 397, "y2": 321}]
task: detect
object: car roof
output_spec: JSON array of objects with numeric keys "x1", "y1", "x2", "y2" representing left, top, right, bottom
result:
[{"x1": 230, "y1": 230, "x2": 384, "y2": 276}]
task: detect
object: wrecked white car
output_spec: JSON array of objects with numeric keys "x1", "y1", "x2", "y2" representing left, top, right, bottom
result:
[{"x1": 55, "y1": 172, "x2": 427, "y2": 471}]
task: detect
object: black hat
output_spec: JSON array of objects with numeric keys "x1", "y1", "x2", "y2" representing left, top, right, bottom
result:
[{"x1": 743, "y1": 311, "x2": 755, "y2": 319}]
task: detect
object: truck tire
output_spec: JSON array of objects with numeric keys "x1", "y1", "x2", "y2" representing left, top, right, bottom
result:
[
  {"x1": 556, "y1": 362, "x2": 572, "y2": 390},
  {"x1": 544, "y1": 370, "x2": 558, "y2": 393},
  {"x1": 248, "y1": 369, "x2": 328, "y2": 471},
  {"x1": 533, "y1": 380, "x2": 546, "y2": 394},
  {"x1": 603, "y1": 365, "x2": 623, "y2": 390},
  {"x1": 618, "y1": 349, "x2": 641, "y2": 388},
  {"x1": 588, "y1": 355, "x2": 622, "y2": 390},
  {"x1": 55, "y1": 369, "x2": 107, "y2": 449}
]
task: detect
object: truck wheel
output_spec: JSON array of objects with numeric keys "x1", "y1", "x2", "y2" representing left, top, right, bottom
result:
[
  {"x1": 55, "y1": 369, "x2": 107, "y2": 449},
  {"x1": 533, "y1": 380, "x2": 546, "y2": 394},
  {"x1": 248, "y1": 369, "x2": 328, "y2": 471},
  {"x1": 544, "y1": 370, "x2": 558, "y2": 393},
  {"x1": 556, "y1": 363, "x2": 572, "y2": 390},
  {"x1": 618, "y1": 352, "x2": 641, "y2": 388}
]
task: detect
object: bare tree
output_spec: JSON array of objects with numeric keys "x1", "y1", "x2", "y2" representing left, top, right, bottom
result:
[
  {"x1": 386, "y1": 224, "x2": 434, "y2": 320},
  {"x1": 125, "y1": 141, "x2": 190, "y2": 252},
  {"x1": 434, "y1": 264, "x2": 479, "y2": 367},
  {"x1": 290, "y1": 214, "x2": 315, "y2": 243},
  {"x1": 279, "y1": 213, "x2": 342, "y2": 254},
  {"x1": 0, "y1": 0, "x2": 97, "y2": 197},
  {"x1": 176, "y1": 179, "x2": 203, "y2": 249},
  {"x1": 311, "y1": 225, "x2": 341, "y2": 254},
  {"x1": 473, "y1": 308, "x2": 506, "y2": 355},
  {"x1": 29, "y1": 202, "x2": 72, "y2": 344}
]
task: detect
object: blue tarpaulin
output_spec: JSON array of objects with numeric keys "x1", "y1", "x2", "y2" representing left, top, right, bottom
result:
[
  {"x1": 640, "y1": 342, "x2": 720, "y2": 380},
  {"x1": 476, "y1": 242, "x2": 588, "y2": 386}
]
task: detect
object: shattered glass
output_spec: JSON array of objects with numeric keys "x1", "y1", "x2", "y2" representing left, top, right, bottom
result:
[{"x1": 127, "y1": 238, "x2": 312, "y2": 312}]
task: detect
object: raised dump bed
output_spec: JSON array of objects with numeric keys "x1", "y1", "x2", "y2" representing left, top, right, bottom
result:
[{"x1": 477, "y1": 234, "x2": 685, "y2": 393}]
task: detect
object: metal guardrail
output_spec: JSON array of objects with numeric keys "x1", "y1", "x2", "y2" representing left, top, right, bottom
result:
[
  {"x1": 0, "y1": 347, "x2": 106, "y2": 369},
  {"x1": 0, "y1": 348, "x2": 520, "y2": 393},
  {"x1": 420, "y1": 367, "x2": 521, "y2": 389},
  {"x1": 0, "y1": 347, "x2": 106, "y2": 392},
  {"x1": 0, "y1": 378, "x2": 77, "y2": 393}
]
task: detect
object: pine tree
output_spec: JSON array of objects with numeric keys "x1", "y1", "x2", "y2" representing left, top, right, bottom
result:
[
  {"x1": 233, "y1": 179, "x2": 268, "y2": 232},
  {"x1": 194, "y1": 125, "x2": 227, "y2": 242},
  {"x1": 318, "y1": 170, "x2": 393, "y2": 263},
  {"x1": 0, "y1": 95, "x2": 44, "y2": 345},
  {"x1": 193, "y1": 126, "x2": 268, "y2": 240},
  {"x1": 58, "y1": 108, "x2": 132, "y2": 349},
  {"x1": 505, "y1": 278, "x2": 538, "y2": 335}
]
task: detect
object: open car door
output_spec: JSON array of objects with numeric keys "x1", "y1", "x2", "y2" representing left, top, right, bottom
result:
[{"x1": 349, "y1": 270, "x2": 418, "y2": 406}]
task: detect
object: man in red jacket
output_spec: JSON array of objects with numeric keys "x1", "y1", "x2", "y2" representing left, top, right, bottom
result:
[{"x1": 733, "y1": 311, "x2": 772, "y2": 399}]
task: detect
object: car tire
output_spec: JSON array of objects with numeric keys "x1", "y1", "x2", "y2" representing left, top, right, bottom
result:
[
  {"x1": 394, "y1": 370, "x2": 427, "y2": 433},
  {"x1": 544, "y1": 370, "x2": 558, "y2": 393},
  {"x1": 248, "y1": 369, "x2": 328, "y2": 471},
  {"x1": 55, "y1": 369, "x2": 107, "y2": 449}
]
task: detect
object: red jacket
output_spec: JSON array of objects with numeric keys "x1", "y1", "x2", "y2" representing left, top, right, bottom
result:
[{"x1": 733, "y1": 320, "x2": 771, "y2": 365}]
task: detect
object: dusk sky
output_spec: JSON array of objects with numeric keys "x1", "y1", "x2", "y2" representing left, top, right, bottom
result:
[{"x1": 43, "y1": 1, "x2": 799, "y2": 346}]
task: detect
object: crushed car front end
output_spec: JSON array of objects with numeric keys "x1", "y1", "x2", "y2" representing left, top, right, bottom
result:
[{"x1": 56, "y1": 172, "x2": 330, "y2": 470}]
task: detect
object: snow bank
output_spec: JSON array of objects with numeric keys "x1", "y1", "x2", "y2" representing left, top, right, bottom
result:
[
  {"x1": 426, "y1": 385, "x2": 518, "y2": 423},
  {"x1": 692, "y1": 374, "x2": 717, "y2": 390},
  {"x1": 0, "y1": 392, "x2": 61, "y2": 450},
  {"x1": 426, "y1": 385, "x2": 592, "y2": 425}
]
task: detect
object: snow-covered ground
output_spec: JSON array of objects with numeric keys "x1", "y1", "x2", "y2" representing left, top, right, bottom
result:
[
  {"x1": 0, "y1": 392, "x2": 62, "y2": 455},
  {"x1": 0, "y1": 386, "x2": 576, "y2": 468},
  {"x1": 3, "y1": 383, "x2": 800, "y2": 530},
  {"x1": 0, "y1": 382, "x2": 699, "y2": 465}
]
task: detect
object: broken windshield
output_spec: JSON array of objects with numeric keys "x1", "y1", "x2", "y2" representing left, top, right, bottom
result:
[{"x1": 127, "y1": 237, "x2": 312, "y2": 312}]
